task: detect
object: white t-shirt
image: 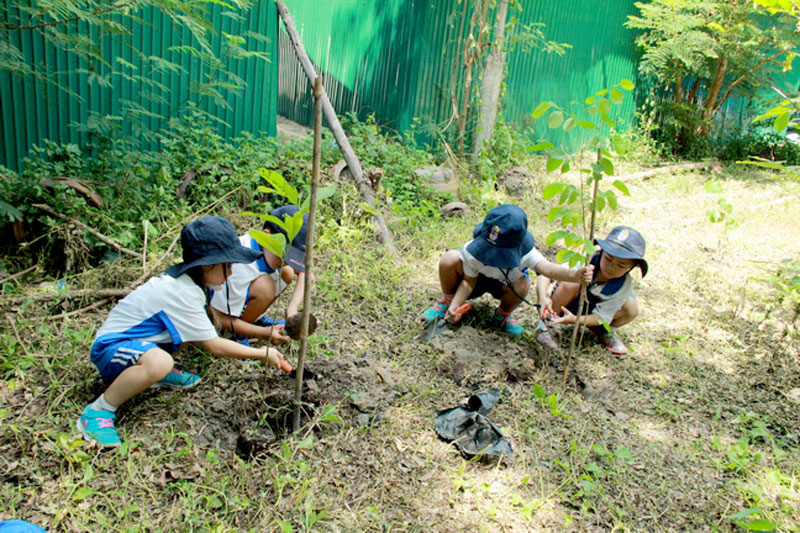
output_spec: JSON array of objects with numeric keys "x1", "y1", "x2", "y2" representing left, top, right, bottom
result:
[
  {"x1": 570, "y1": 253, "x2": 635, "y2": 323},
  {"x1": 459, "y1": 240, "x2": 546, "y2": 282},
  {"x1": 94, "y1": 273, "x2": 218, "y2": 351},
  {"x1": 209, "y1": 234, "x2": 286, "y2": 317}
]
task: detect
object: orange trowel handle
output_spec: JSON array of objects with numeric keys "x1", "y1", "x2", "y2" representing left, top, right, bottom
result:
[
  {"x1": 279, "y1": 358, "x2": 293, "y2": 374},
  {"x1": 446, "y1": 302, "x2": 472, "y2": 323}
]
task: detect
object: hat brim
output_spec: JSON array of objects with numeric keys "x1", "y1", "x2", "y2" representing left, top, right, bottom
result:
[
  {"x1": 166, "y1": 245, "x2": 262, "y2": 278},
  {"x1": 284, "y1": 245, "x2": 306, "y2": 272},
  {"x1": 594, "y1": 238, "x2": 648, "y2": 278},
  {"x1": 466, "y1": 231, "x2": 534, "y2": 269}
]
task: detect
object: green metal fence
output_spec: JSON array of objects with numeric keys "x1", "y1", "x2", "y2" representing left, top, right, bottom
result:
[
  {"x1": 277, "y1": 0, "x2": 641, "y2": 151},
  {"x1": 0, "y1": 0, "x2": 279, "y2": 171}
]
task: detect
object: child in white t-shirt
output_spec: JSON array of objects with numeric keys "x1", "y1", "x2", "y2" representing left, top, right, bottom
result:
[
  {"x1": 209, "y1": 205, "x2": 308, "y2": 346},
  {"x1": 77, "y1": 216, "x2": 289, "y2": 448},
  {"x1": 421, "y1": 204, "x2": 593, "y2": 337}
]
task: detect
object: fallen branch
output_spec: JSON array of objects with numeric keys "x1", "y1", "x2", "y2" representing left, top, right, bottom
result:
[
  {"x1": 619, "y1": 161, "x2": 721, "y2": 181},
  {"x1": 33, "y1": 204, "x2": 143, "y2": 260},
  {"x1": 6, "y1": 313, "x2": 31, "y2": 356},
  {"x1": 275, "y1": 0, "x2": 396, "y2": 254},
  {"x1": 0, "y1": 264, "x2": 38, "y2": 285},
  {"x1": 48, "y1": 298, "x2": 113, "y2": 321}
]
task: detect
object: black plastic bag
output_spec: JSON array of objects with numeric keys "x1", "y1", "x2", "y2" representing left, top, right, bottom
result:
[{"x1": 435, "y1": 389, "x2": 513, "y2": 459}]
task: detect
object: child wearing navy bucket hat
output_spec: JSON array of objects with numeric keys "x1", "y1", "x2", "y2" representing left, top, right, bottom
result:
[
  {"x1": 208, "y1": 205, "x2": 309, "y2": 346},
  {"x1": 422, "y1": 204, "x2": 594, "y2": 337},
  {"x1": 76, "y1": 216, "x2": 290, "y2": 448},
  {"x1": 535, "y1": 225, "x2": 648, "y2": 354}
]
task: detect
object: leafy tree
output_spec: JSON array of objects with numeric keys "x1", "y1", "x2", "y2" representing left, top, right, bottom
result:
[
  {"x1": 626, "y1": 0, "x2": 800, "y2": 150},
  {"x1": 1, "y1": 0, "x2": 270, "y2": 141}
]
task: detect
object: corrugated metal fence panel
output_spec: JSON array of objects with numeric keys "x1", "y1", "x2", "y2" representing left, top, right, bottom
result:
[
  {"x1": 0, "y1": 0, "x2": 278, "y2": 171},
  {"x1": 503, "y1": 0, "x2": 640, "y2": 150},
  {"x1": 277, "y1": 0, "x2": 640, "y2": 151}
]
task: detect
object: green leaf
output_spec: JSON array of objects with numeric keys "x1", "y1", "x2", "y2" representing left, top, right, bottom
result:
[
  {"x1": 545, "y1": 230, "x2": 569, "y2": 246},
  {"x1": 773, "y1": 112, "x2": 789, "y2": 132},
  {"x1": 745, "y1": 520, "x2": 776, "y2": 531},
  {"x1": 257, "y1": 169, "x2": 298, "y2": 206},
  {"x1": 609, "y1": 88, "x2": 623, "y2": 104},
  {"x1": 600, "y1": 157, "x2": 615, "y2": 175},
  {"x1": 606, "y1": 192, "x2": 618, "y2": 210},
  {"x1": 249, "y1": 230, "x2": 286, "y2": 259},
  {"x1": 561, "y1": 160, "x2": 570, "y2": 173},
  {"x1": 547, "y1": 111, "x2": 565, "y2": 129},
  {"x1": 562, "y1": 117, "x2": 576, "y2": 131},
  {"x1": 596, "y1": 89, "x2": 608, "y2": 96},
  {"x1": 543, "y1": 182, "x2": 566, "y2": 199},
  {"x1": 556, "y1": 249, "x2": 572, "y2": 263},
  {"x1": 546, "y1": 156, "x2": 563, "y2": 172},
  {"x1": 576, "y1": 120, "x2": 596, "y2": 129},
  {"x1": 565, "y1": 232, "x2": 583, "y2": 248},
  {"x1": 612, "y1": 180, "x2": 630, "y2": 195},
  {"x1": 532, "y1": 383, "x2": 546, "y2": 399},
  {"x1": 600, "y1": 114, "x2": 616, "y2": 128},
  {"x1": 528, "y1": 141, "x2": 554, "y2": 151},
  {"x1": 278, "y1": 519, "x2": 294, "y2": 533},
  {"x1": 728, "y1": 508, "x2": 763, "y2": 520},
  {"x1": 737, "y1": 157, "x2": 786, "y2": 171},
  {"x1": 584, "y1": 96, "x2": 596, "y2": 105},
  {"x1": 619, "y1": 79, "x2": 635, "y2": 91},
  {"x1": 706, "y1": 22, "x2": 726, "y2": 33},
  {"x1": 704, "y1": 181, "x2": 724, "y2": 194},
  {"x1": 598, "y1": 99, "x2": 611, "y2": 115},
  {"x1": 547, "y1": 207, "x2": 570, "y2": 223},
  {"x1": 531, "y1": 101, "x2": 553, "y2": 119},
  {"x1": 614, "y1": 445, "x2": 634, "y2": 461}
]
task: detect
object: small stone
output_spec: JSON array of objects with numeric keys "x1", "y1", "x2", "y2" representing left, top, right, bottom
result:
[{"x1": 440, "y1": 202, "x2": 469, "y2": 217}]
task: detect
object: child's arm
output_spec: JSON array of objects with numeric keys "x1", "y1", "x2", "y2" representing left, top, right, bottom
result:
[
  {"x1": 198, "y1": 336, "x2": 284, "y2": 368},
  {"x1": 534, "y1": 260, "x2": 594, "y2": 284},
  {"x1": 285, "y1": 271, "x2": 308, "y2": 318},
  {"x1": 210, "y1": 308, "x2": 289, "y2": 345},
  {"x1": 549, "y1": 307, "x2": 602, "y2": 327},
  {"x1": 448, "y1": 276, "x2": 477, "y2": 322},
  {"x1": 536, "y1": 275, "x2": 555, "y2": 320}
]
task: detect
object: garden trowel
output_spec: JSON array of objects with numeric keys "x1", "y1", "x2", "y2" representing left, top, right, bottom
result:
[{"x1": 419, "y1": 303, "x2": 472, "y2": 342}]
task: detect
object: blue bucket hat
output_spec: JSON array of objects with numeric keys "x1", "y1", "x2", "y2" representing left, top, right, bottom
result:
[
  {"x1": 262, "y1": 205, "x2": 308, "y2": 272},
  {"x1": 166, "y1": 216, "x2": 263, "y2": 278},
  {"x1": 466, "y1": 204, "x2": 535, "y2": 269},
  {"x1": 594, "y1": 226, "x2": 648, "y2": 278}
]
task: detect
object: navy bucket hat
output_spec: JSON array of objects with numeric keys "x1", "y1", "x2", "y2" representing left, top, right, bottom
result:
[
  {"x1": 166, "y1": 216, "x2": 262, "y2": 278},
  {"x1": 594, "y1": 226, "x2": 648, "y2": 278},
  {"x1": 466, "y1": 204, "x2": 535, "y2": 269},
  {"x1": 262, "y1": 205, "x2": 308, "y2": 272}
]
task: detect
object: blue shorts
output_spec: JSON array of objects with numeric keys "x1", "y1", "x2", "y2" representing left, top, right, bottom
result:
[
  {"x1": 468, "y1": 270, "x2": 530, "y2": 300},
  {"x1": 90, "y1": 339, "x2": 159, "y2": 384}
]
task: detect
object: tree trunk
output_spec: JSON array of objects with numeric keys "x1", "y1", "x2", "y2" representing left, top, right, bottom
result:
[
  {"x1": 674, "y1": 67, "x2": 684, "y2": 104},
  {"x1": 699, "y1": 55, "x2": 728, "y2": 133},
  {"x1": 456, "y1": 0, "x2": 490, "y2": 154},
  {"x1": 472, "y1": 0, "x2": 508, "y2": 156},
  {"x1": 687, "y1": 77, "x2": 701, "y2": 105}
]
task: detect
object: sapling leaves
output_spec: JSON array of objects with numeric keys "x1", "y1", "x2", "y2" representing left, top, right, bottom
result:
[{"x1": 249, "y1": 230, "x2": 286, "y2": 258}]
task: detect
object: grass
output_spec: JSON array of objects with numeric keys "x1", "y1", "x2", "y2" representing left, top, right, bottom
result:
[{"x1": 1, "y1": 161, "x2": 799, "y2": 531}]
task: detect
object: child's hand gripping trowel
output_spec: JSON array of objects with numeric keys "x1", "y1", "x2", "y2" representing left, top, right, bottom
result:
[{"x1": 420, "y1": 302, "x2": 472, "y2": 342}]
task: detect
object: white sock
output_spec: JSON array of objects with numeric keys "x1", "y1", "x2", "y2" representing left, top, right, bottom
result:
[{"x1": 90, "y1": 394, "x2": 118, "y2": 413}]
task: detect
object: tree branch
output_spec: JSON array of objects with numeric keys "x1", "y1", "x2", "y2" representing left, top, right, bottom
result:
[{"x1": 714, "y1": 47, "x2": 793, "y2": 113}]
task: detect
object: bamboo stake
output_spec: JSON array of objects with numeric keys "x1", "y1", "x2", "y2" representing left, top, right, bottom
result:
[
  {"x1": 275, "y1": 1, "x2": 396, "y2": 254},
  {"x1": 293, "y1": 76, "x2": 323, "y2": 432},
  {"x1": 563, "y1": 149, "x2": 601, "y2": 385}
]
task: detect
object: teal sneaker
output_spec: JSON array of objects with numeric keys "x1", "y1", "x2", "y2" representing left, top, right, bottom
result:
[
  {"x1": 76, "y1": 406, "x2": 121, "y2": 448},
  {"x1": 152, "y1": 368, "x2": 202, "y2": 390},
  {"x1": 491, "y1": 311, "x2": 524, "y2": 337},
  {"x1": 421, "y1": 299, "x2": 449, "y2": 322}
]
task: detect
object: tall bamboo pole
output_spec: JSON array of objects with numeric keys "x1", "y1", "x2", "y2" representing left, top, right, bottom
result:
[
  {"x1": 293, "y1": 76, "x2": 322, "y2": 432},
  {"x1": 563, "y1": 149, "x2": 601, "y2": 385}
]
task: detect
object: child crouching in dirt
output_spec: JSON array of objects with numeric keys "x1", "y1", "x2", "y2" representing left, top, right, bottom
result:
[
  {"x1": 208, "y1": 205, "x2": 310, "y2": 347},
  {"x1": 421, "y1": 204, "x2": 593, "y2": 337},
  {"x1": 535, "y1": 225, "x2": 647, "y2": 354},
  {"x1": 77, "y1": 216, "x2": 288, "y2": 448}
]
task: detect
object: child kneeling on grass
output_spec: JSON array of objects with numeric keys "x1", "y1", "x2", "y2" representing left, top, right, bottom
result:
[
  {"x1": 535, "y1": 225, "x2": 647, "y2": 354},
  {"x1": 421, "y1": 204, "x2": 593, "y2": 337},
  {"x1": 208, "y1": 205, "x2": 309, "y2": 346},
  {"x1": 77, "y1": 216, "x2": 288, "y2": 448}
]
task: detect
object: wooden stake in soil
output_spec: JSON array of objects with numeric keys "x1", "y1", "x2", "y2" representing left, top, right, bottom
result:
[
  {"x1": 563, "y1": 149, "x2": 601, "y2": 386},
  {"x1": 293, "y1": 76, "x2": 323, "y2": 432},
  {"x1": 274, "y1": 0, "x2": 396, "y2": 254}
]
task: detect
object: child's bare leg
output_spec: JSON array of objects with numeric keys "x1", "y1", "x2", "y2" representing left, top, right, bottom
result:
[
  {"x1": 550, "y1": 281, "x2": 581, "y2": 314},
  {"x1": 240, "y1": 274, "x2": 278, "y2": 323},
  {"x1": 438, "y1": 250, "x2": 464, "y2": 295},
  {"x1": 610, "y1": 297, "x2": 638, "y2": 328},
  {"x1": 498, "y1": 276, "x2": 529, "y2": 314},
  {"x1": 104, "y1": 348, "x2": 173, "y2": 407}
]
